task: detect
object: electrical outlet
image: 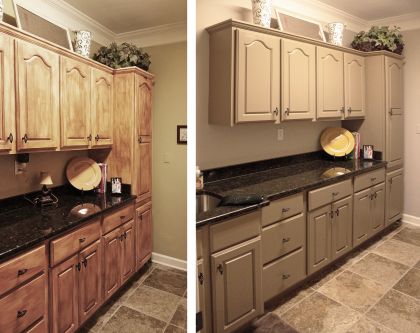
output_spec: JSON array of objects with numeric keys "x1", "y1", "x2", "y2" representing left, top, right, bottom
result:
[{"x1": 277, "y1": 128, "x2": 284, "y2": 141}]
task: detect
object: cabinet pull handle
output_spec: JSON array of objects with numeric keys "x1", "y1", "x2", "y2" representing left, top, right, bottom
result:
[
  {"x1": 282, "y1": 237, "x2": 290, "y2": 243},
  {"x1": 95, "y1": 134, "x2": 100, "y2": 142},
  {"x1": 22, "y1": 134, "x2": 28, "y2": 143},
  {"x1": 87, "y1": 134, "x2": 92, "y2": 141},
  {"x1": 284, "y1": 108, "x2": 290, "y2": 116},
  {"x1": 330, "y1": 211, "x2": 335, "y2": 219},
  {"x1": 17, "y1": 268, "x2": 28, "y2": 276},
  {"x1": 198, "y1": 272, "x2": 204, "y2": 285},
  {"x1": 7, "y1": 133, "x2": 13, "y2": 143},
  {"x1": 389, "y1": 109, "x2": 394, "y2": 115},
  {"x1": 374, "y1": 192, "x2": 377, "y2": 199},
  {"x1": 120, "y1": 234, "x2": 124, "y2": 241},
  {"x1": 348, "y1": 107, "x2": 352, "y2": 114},
  {"x1": 17, "y1": 310, "x2": 27, "y2": 318},
  {"x1": 217, "y1": 264, "x2": 223, "y2": 275},
  {"x1": 124, "y1": 231, "x2": 127, "y2": 239},
  {"x1": 138, "y1": 136, "x2": 143, "y2": 143},
  {"x1": 282, "y1": 207, "x2": 290, "y2": 213},
  {"x1": 120, "y1": 215, "x2": 126, "y2": 220},
  {"x1": 75, "y1": 262, "x2": 81, "y2": 271},
  {"x1": 82, "y1": 258, "x2": 88, "y2": 268},
  {"x1": 332, "y1": 191, "x2": 339, "y2": 196},
  {"x1": 273, "y1": 107, "x2": 279, "y2": 116},
  {"x1": 336, "y1": 209, "x2": 340, "y2": 216},
  {"x1": 340, "y1": 106, "x2": 345, "y2": 113},
  {"x1": 371, "y1": 177, "x2": 376, "y2": 182},
  {"x1": 282, "y1": 273, "x2": 290, "y2": 280},
  {"x1": 79, "y1": 237, "x2": 86, "y2": 243}
]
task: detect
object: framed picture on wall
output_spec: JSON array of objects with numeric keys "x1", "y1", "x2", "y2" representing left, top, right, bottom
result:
[{"x1": 177, "y1": 125, "x2": 187, "y2": 145}]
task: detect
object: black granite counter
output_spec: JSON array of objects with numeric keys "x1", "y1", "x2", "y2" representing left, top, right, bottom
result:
[
  {"x1": 197, "y1": 153, "x2": 386, "y2": 227},
  {"x1": 0, "y1": 186, "x2": 135, "y2": 262}
]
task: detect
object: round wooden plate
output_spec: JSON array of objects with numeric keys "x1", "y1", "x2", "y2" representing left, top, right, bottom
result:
[
  {"x1": 66, "y1": 157, "x2": 101, "y2": 191},
  {"x1": 320, "y1": 127, "x2": 355, "y2": 157}
]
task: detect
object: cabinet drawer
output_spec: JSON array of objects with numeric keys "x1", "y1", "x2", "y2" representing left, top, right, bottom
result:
[
  {"x1": 262, "y1": 193, "x2": 303, "y2": 227},
  {"x1": 26, "y1": 319, "x2": 46, "y2": 333},
  {"x1": 354, "y1": 168, "x2": 385, "y2": 192},
  {"x1": 210, "y1": 211, "x2": 260, "y2": 253},
  {"x1": 308, "y1": 179, "x2": 352, "y2": 211},
  {"x1": 262, "y1": 213, "x2": 305, "y2": 264},
  {"x1": 0, "y1": 273, "x2": 46, "y2": 333},
  {"x1": 0, "y1": 245, "x2": 46, "y2": 296},
  {"x1": 103, "y1": 204, "x2": 134, "y2": 234},
  {"x1": 263, "y1": 248, "x2": 306, "y2": 302},
  {"x1": 51, "y1": 219, "x2": 100, "y2": 266}
]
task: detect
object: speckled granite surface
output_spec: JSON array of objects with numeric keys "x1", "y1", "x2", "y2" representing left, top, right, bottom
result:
[
  {"x1": 197, "y1": 153, "x2": 386, "y2": 227},
  {"x1": 0, "y1": 186, "x2": 135, "y2": 262}
]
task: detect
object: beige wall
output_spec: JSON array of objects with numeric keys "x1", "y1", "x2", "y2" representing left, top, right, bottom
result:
[
  {"x1": 197, "y1": 0, "x2": 349, "y2": 169},
  {"x1": 144, "y1": 42, "x2": 187, "y2": 261}
]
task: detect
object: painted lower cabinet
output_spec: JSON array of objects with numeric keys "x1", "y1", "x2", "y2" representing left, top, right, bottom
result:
[{"x1": 386, "y1": 168, "x2": 404, "y2": 225}]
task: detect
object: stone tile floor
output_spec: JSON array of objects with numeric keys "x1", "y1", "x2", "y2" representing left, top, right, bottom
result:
[
  {"x1": 79, "y1": 262, "x2": 187, "y2": 333},
  {"x1": 253, "y1": 222, "x2": 420, "y2": 333}
]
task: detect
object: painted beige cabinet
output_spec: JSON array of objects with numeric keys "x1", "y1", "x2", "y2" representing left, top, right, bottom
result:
[
  {"x1": 344, "y1": 53, "x2": 365, "y2": 118},
  {"x1": 386, "y1": 168, "x2": 404, "y2": 226},
  {"x1": 331, "y1": 196, "x2": 353, "y2": 260},
  {"x1": 281, "y1": 39, "x2": 316, "y2": 121},
  {"x1": 0, "y1": 34, "x2": 15, "y2": 153},
  {"x1": 15, "y1": 40, "x2": 59, "y2": 151}
]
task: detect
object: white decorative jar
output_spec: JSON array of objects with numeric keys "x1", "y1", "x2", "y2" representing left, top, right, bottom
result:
[
  {"x1": 327, "y1": 22, "x2": 345, "y2": 46},
  {"x1": 251, "y1": 0, "x2": 272, "y2": 28},
  {"x1": 74, "y1": 30, "x2": 92, "y2": 57}
]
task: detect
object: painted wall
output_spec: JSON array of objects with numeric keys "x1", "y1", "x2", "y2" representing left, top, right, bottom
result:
[
  {"x1": 196, "y1": 0, "x2": 358, "y2": 169},
  {"x1": 143, "y1": 42, "x2": 187, "y2": 262}
]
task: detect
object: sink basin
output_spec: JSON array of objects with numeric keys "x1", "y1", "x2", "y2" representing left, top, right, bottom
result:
[{"x1": 196, "y1": 192, "x2": 222, "y2": 214}]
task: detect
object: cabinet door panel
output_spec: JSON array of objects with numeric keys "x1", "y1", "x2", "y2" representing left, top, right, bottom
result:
[
  {"x1": 308, "y1": 205, "x2": 331, "y2": 274},
  {"x1": 236, "y1": 30, "x2": 279, "y2": 123},
  {"x1": 16, "y1": 40, "x2": 59, "y2": 150},
  {"x1": 344, "y1": 53, "x2": 365, "y2": 118},
  {"x1": 136, "y1": 76, "x2": 152, "y2": 137},
  {"x1": 282, "y1": 39, "x2": 316, "y2": 120},
  {"x1": 371, "y1": 183, "x2": 385, "y2": 235},
  {"x1": 353, "y1": 188, "x2": 371, "y2": 247},
  {"x1": 103, "y1": 228, "x2": 121, "y2": 301},
  {"x1": 387, "y1": 112, "x2": 404, "y2": 168},
  {"x1": 121, "y1": 220, "x2": 135, "y2": 284},
  {"x1": 0, "y1": 34, "x2": 14, "y2": 153},
  {"x1": 317, "y1": 47, "x2": 343, "y2": 119},
  {"x1": 136, "y1": 204, "x2": 152, "y2": 268},
  {"x1": 386, "y1": 169, "x2": 404, "y2": 225},
  {"x1": 331, "y1": 196, "x2": 353, "y2": 260},
  {"x1": 134, "y1": 140, "x2": 152, "y2": 201},
  {"x1": 386, "y1": 58, "x2": 403, "y2": 110},
  {"x1": 60, "y1": 57, "x2": 91, "y2": 148}
]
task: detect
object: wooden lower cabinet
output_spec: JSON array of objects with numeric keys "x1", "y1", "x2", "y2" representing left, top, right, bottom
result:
[
  {"x1": 386, "y1": 168, "x2": 404, "y2": 225},
  {"x1": 121, "y1": 220, "x2": 136, "y2": 284},
  {"x1": 135, "y1": 202, "x2": 152, "y2": 269},
  {"x1": 211, "y1": 237, "x2": 262, "y2": 333},
  {"x1": 197, "y1": 259, "x2": 208, "y2": 333},
  {"x1": 103, "y1": 227, "x2": 122, "y2": 300}
]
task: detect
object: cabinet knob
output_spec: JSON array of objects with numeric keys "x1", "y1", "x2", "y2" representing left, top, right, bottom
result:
[
  {"x1": 217, "y1": 264, "x2": 224, "y2": 275},
  {"x1": 138, "y1": 136, "x2": 143, "y2": 143},
  {"x1": 82, "y1": 258, "x2": 88, "y2": 268},
  {"x1": 17, "y1": 268, "x2": 28, "y2": 276},
  {"x1": 79, "y1": 237, "x2": 86, "y2": 243},
  {"x1": 282, "y1": 207, "x2": 290, "y2": 213},
  {"x1": 7, "y1": 133, "x2": 13, "y2": 143},
  {"x1": 273, "y1": 107, "x2": 279, "y2": 116},
  {"x1": 340, "y1": 107, "x2": 345, "y2": 113},
  {"x1": 22, "y1": 134, "x2": 28, "y2": 143},
  {"x1": 371, "y1": 177, "x2": 376, "y2": 182},
  {"x1": 120, "y1": 215, "x2": 126, "y2": 220},
  {"x1": 87, "y1": 134, "x2": 92, "y2": 141},
  {"x1": 17, "y1": 310, "x2": 27, "y2": 318},
  {"x1": 332, "y1": 192, "x2": 339, "y2": 197},
  {"x1": 348, "y1": 107, "x2": 352, "y2": 113},
  {"x1": 75, "y1": 262, "x2": 81, "y2": 271},
  {"x1": 330, "y1": 211, "x2": 335, "y2": 219},
  {"x1": 95, "y1": 134, "x2": 100, "y2": 142},
  {"x1": 282, "y1": 273, "x2": 290, "y2": 280},
  {"x1": 284, "y1": 108, "x2": 290, "y2": 116},
  {"x1": 198, "y1": 272, "x2": 204, "y2": 285},
  {"x1": 282, "y1": 237, "x2": 290, "y2": 243},
  {"x1": 336, "y1": 209, "x2": 340, "y2": 216}
]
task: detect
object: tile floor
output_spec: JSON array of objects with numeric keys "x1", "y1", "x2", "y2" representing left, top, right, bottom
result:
[
  {"x1": 254, "y1": 222, "x2": 420, "y2": 333},
  {"x1": 79, "y1": 263, "x2": 187, "y2": 333}
]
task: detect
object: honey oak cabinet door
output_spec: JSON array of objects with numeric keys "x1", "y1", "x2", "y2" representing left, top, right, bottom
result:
[
  {"x1": 307, "y1": 205, "x2": 332, "y2": 274},
  {"x1": 331, "y1": 196, "x2": 353, "y2": 260},
  {"x1": 0, "y1": 34, "x2": 15, "y2": 153},
  {"x1": 353, "y1": 188, "x2": 371, "y2": 247},
  {"x1": 211, "y1": 237, "x2": 262, "y2": 333},
  {"x1": 79, "y1": 240, "x2": 102, "y2": 325},
  {"x1": 60, "y1": 56, "x2": 91, "y2": 148},
  {"x1": 120, "y1": 220, "x2": 136, "y2": 284},
  {"x1": 136, "y1": 75, "x2": 152, "y2": 139},
  {"x1": 102, "y1": 227, "x2": 121, "y2": 301},
  {"x1": 282, "y1": 39, "x2": 316, "y2": 120},
  {"x1": 16, "y1": 40, "x2": 59, "y2": 150},
  {"x1": 136, "y1": 203, "x2": 152, "y2": 268},
  {"x1": 344, "y1": 53, "x2": 365, "y2": 119},
  {"x1": 91, "y1": 68, "x2": 113, "y2": 147},
  {"x1": 235, "y1": 29, "x2": 280, "y2": 123},
  {"x1": 370, "y1": 183, "x2": 385, "y2": 235},
  {"x1": 51, "y1": 254, "x2": 79, "y2": 333},
  {"x1": 316, "y1": 47, "x2": 344, "y2": 119},
  {"x1": 386, "y1": 169, "x2": 404, "y2": 226},
  {"x1": 134, "y1": 139, "x2": 152, "y2": 202}
]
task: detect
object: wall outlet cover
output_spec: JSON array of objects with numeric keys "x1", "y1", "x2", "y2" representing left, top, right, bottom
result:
[{"x1": 277, "y1": 128, "x2": 284, "y2": 141}]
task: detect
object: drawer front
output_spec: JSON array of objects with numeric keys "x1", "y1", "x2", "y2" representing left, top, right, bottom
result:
[
  {"x1": 0, "y1": 245, "x2": 46, "y2": 296},
  {"x1": 51, "y1": 219, "x2": 100, "y2": 266},
  {"x1": 262, "y1": 213, "x2": 305, "y2": 264},
  {"x1": 0, "y1": 273, "x2": 46, "y2": 333},
  {"x1": 263, "y1": 248, "x2": 306, "y2": 302},
  {"x1": 354, "y1": 168, "x2": 385, "y2": 192},
  {"x1": 262, "y1": 193, "x2": 304, "y2": 227},
  {"x1": 103, "y1": 204, "x2": 134, "y2": 234},
  {"x1": 308, "y1": 179, "x2": 352, "y2": 211},
  {"x1": 210, "y1": 211, "x2": 260, "y2": 253},
  {"x1": 27, "y1": 319, "x2": 46, "y2": 333}
]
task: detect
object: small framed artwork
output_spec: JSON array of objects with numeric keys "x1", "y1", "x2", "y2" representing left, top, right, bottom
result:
[
  {"x1": 177, "y1": 125, "x2": 187, "y2": 145},
  {"x1": 111, "y1": 177, "x2": 122, "y2": 194},
  {"x1": 275, "y1": 9, "x2": 326, "y2": 42},
  {"x1": 363, "y1": 145, "x2": 374, "y2": 160}
]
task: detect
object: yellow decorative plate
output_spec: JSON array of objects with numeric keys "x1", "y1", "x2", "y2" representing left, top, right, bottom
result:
[
  {"x1": 66, "y1": 157, "x2": 101, "y2": 191},
  {"x1": 320, "y1": 127, "x2": 355, "y2": 157}
]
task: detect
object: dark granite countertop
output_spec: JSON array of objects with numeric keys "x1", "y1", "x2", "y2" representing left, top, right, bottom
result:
[
  {"x1": 0, "y1": 186, "x2": 135, "y2": 262},
  {"x1": 197, "y1": 153, "x2": 386, "y2": 227}
]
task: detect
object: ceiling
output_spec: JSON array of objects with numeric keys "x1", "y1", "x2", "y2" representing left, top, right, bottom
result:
[
  {"x1": 62, "y1": 0, "x2": 187, "y2": 34},
  {"x1": 316, "y1": 0, "x2": 420, "y2": 21}
]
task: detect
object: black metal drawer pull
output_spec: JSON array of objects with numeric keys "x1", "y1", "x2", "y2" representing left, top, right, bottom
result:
[
  {"x1": 198, "y1": 272, "x2": 204, "y2": 285},
  {"x1": 282, "y1": 273, "x2": 290, "y2": 280},
  {"x1": 76, "y1": 262, "x2": 81, "y2": 271},
  {"x1": 82, "y1": 258, "x2": 88, "y2": 268},
  {"x1": 282, "y1": 237, "x2": 290, "y2": 243},
  {"x1": 79, "y1": 237, "x2": 86, "y2": 243},
  {"x1": 217, "y1": 264, "x2": 223, "y2": 275},
  {"x1": 22, "y1": 134, "x2": 28, "y2": 143},
  {"x1": 17, "y1": 268, "x2": 28, "y2": 276},
  {"x1": 282, "y1": 207, "x2": 290, "y2": 213},
  {"x1": 17, "y1": 310, "x2": 27, "y2": 318},
  {"x1": 7, "y1": 133, "x2": 13, "y2": 143}
]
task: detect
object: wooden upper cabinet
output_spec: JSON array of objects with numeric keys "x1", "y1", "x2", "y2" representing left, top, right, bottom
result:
[
  {"x1": 316, "y1": 47, "x2": 344, "y2": 119},
  {"x1": 60, "y1": 57, "x2": 91, "y2": 148},
  {"x1": 235, "y1": 29, "x2": 280, "y2": 123},
  {"x1": 91, "y1": 68, "x2": 113, "y2": 147},
  {"x1": 0, "y1": 34, "x2": 15, "y2": 153},
  {"x1": 282, "y1": 39, "x2": 316, "y2": 121},
  {"x1": 16, "y1": 40, "x2": 59, "y2": 151},
  {"x1": 136, "y1": 75, "x2": 153, "y2": 139},
  {"x1": 344, "y1": 53, "x2": 365, "y2": 118}
]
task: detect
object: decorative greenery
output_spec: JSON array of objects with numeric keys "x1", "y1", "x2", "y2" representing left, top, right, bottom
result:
[
  {"x1": 93, "y1": 42, "x2": 151, "y2": 70},
  {"x1": 351, "y1": 26, "x2": 404, "y2": 55}
]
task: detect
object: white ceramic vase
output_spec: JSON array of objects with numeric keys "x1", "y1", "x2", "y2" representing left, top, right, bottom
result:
[
  {"x1": 251, "y1": 0, "x2": 272, "y2": 28},
  {"x1": 74, "y1": 30, "x2": 92, "y2": 57},
  {"x1": 327, "y1": 22, "x2": 345, "y2": 46}
]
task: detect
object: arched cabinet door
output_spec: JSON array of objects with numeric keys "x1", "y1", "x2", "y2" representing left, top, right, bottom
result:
[
  {"x1": 16, "y1": 40, "x2": 59, "y2": 151},
  {"x1": 344, "y1": 53, "x2": 365, "y2": 119}
]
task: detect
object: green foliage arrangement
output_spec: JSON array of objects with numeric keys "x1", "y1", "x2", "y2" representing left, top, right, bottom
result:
[
  {"x1": 93, "y1": 42, "x2": 151, "y2": 70},
  {"x1": 351, "y1": 26, "x2": 404, "y2": 55}
]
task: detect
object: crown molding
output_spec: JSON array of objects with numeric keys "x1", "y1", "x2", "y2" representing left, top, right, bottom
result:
[{"x1": 370, "y1": 11, "x2": 420, "y2": 31}]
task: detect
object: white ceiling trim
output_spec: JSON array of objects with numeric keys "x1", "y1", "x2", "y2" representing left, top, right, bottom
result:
[{"x1": 370, "y1": 11, "x2": 420, "y2": 31}]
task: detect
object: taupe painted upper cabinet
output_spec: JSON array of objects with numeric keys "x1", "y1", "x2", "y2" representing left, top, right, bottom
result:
[
  {"x1": 60, "y1": 56, "x2": 91, "y2": 148},
  {"x1": 344, "y1": 53, "x2": 365, "y2": 118},
  {"x1": 281, "y1": 39, "x2": 316, "y2": 121},
  {"x1": 386, "y1": 168, "x2": 404, "y2": 225},
  {"x1": 316, "y1": 47, "x2": 344, "y2": 119},
  {"x1": 236, "y1": 30, "x2": 280, "y2": 123},
  {"x1": 16, "y1": 40, "x2": 59, "y2": 151},
  {"x1": 0, "y1": 34, "x2": 15, "y2": 153}
]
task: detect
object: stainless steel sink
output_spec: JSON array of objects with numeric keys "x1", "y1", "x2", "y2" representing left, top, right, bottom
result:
[{"x1": 196, "y1": 192, "x2": 222, "y2": 214}]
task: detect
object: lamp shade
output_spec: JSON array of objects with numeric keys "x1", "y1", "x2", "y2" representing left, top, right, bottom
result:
[{"x1": 40, "y1": 172, "x2": 53, "y2": 185}]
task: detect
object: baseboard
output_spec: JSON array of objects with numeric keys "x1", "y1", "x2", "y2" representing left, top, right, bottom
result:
[
  {"x1": 151, "y1": 252, "x2": 187, "y2": 271},
  {"x1": 402, "y1": 213, "x2": 420, "y2": 226}
]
